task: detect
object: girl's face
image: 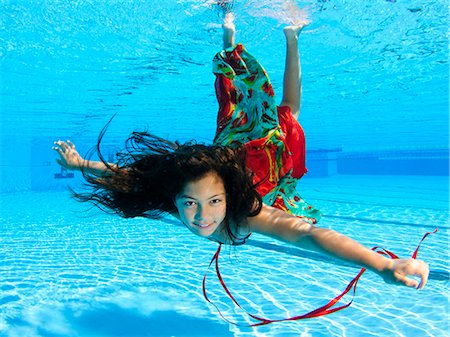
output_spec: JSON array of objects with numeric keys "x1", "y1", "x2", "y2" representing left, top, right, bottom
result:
[{"x1": 174, "y1": 171, "x2": 227, "y2": 238}]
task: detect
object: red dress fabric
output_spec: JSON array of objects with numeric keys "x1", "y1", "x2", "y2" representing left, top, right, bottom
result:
[{"x1": 212, "y1": 43, "x2": 320, "y2": 223}]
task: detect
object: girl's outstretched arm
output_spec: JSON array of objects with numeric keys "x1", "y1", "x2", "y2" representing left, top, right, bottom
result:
[
  {"x1": 246, "y1": 204, "x2": 429, "y2": 289},
  {"x1": 280, "y1": 24, "x2": 307, "y2": 120},
  {"x1": 53, "y1": 140, "x2": 117, "y2": 176}
]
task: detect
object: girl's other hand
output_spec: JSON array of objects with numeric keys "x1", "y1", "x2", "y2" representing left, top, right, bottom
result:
[
  {"x1": 53, "y1": 140, "x2": 83, "y2": 170},
  {"x1": 381, "y1": 258, "x2": 429, "y2": 290}
]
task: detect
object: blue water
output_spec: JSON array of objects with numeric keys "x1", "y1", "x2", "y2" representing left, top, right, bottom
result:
[
  {"x1": 1, "y1": 1, "x2": 449, "y2": 336},
  {"x1": 1, "y1": 175, "x2": 449, "y2": 336}
]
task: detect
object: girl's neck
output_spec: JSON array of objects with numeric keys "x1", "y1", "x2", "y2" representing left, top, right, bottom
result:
[{"x1": 210, "y1": 220, "x2": 251, "y2": 245}]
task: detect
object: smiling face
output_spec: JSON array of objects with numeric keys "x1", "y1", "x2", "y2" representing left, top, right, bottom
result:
[{"x1": 174, "y1": 171, "x2": 227, "y2": 238}]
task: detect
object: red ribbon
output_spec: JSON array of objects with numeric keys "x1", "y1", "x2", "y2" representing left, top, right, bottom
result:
[{"x1": 202, "y1": 228, "x2": 438, "y2": 327}]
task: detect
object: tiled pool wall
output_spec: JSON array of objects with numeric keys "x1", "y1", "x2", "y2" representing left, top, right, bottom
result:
[
  {"x1": 307, "y1": 148, "x2": 449, "y2": 177},
  {"x1": 0, "y1": 136, "x2": 448, "y2": 193}
]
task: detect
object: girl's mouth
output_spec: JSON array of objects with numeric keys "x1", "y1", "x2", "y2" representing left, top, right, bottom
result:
[{"x1": 194, "y1": 222, "x2": 213, "y2": 228}]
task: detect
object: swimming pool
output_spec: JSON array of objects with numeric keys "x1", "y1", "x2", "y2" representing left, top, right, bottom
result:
[
  {"x1": 1, "y1": 1, "x2": 449, "y2": 336},
  {"x1": 1, "y1": 175, "x2": 448, "y2": 336}
]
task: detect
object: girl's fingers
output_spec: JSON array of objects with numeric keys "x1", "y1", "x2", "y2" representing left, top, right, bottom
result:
[
  {"x1": 400, "y1": 275, "x2": 419, "y2": 289},
  {"x1": 54, "y1": 141, "x2": 65, "y2": 152},
  {"x1": 395, "y1": 259, "x2": 429, "y2": 290},
  {"x1": 416, "y1": 263, "x2": 429, "y2": 290},
  {"x1": 53, "y1": 147, "x2": 63, "y2": 156},
  {"x1": 61, "y1": 142, "x2": 69, "y2": 151},
  {"x1": 67, "y1": 140, "x2": 75, "y2": 149},
  {"x1": 408, "y1": 260, "x2": 428, "y2": 290},
  {"x1": 54, "y1": 140, "x2": 75, "y2": 152}
]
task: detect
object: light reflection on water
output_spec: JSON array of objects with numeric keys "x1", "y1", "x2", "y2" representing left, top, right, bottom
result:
[
  {"x1": 0, "y1": 0, "x2": 448, "y2": 336},
  {"x1": 1, "y1": 175, "x2": 448, "y2": 336},
  {"x1": 0, "y1": 0, "x2": 448, "y2": 150}
]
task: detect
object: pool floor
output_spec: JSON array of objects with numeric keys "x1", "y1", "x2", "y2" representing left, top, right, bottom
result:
[{"x1": 0, "y1": 174, "x2": 448, "y2": 337}]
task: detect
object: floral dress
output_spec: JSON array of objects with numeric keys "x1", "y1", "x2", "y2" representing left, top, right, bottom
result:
[{"x1": 212, "y1": 43, "x2": 321, "y2": 224}]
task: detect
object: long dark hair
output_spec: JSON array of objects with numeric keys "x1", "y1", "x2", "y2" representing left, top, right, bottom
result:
[{"x1": 75, "y1": 126, "x2": 262, "y2": 242}]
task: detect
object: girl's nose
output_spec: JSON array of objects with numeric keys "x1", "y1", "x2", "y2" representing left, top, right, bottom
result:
[{"x1": 194, "y1": 205, "x2": 208, "y2": 221}]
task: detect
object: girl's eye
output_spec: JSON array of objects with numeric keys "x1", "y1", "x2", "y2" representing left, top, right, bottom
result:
[
  {"x1": 210, "y1": 198, "x2": 223, "y2": 204},
  {"x1": 183, "y1": 201, "x2": 196, "y2": 207}
]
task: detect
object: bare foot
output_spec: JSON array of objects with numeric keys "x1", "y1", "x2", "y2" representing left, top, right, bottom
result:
[
  {"x1": 283, "y1": 24, "x2": 307, "y2": 42},
  {"x1": 217, "y1": 0, "x2": 234, "y2": 14}
]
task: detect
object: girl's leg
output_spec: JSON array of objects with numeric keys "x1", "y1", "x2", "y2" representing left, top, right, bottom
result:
[
  {"x1": 280, "y1": 24, "x2": 307, "y2": 120},
  {"x1": 222, "y1": 12, "x2": 235, "y2": 49}
]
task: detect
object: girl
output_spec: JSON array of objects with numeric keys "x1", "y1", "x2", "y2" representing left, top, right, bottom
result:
[{"x1": 53, "y1": 17, "x2": 429, "y2": 295}]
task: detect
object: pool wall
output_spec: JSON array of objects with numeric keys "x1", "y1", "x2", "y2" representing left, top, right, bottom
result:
[{"x1": 0, "y1": 135, "x2": 447, "y2": 193}]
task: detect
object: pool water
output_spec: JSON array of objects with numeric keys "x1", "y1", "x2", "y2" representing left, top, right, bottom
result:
[
  {"x1": 1, "y1": 174, "x2": 448, "y2": 337},
  {"x1": 0, "y1": 0, "x2": 448, "y2": 336}
]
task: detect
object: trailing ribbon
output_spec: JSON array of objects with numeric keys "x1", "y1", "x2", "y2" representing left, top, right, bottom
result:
[{"x1": 202, "y1": 229, "x2": 438, "y2": 327}]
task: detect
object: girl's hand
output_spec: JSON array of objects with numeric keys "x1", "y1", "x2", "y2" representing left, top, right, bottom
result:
[
  {"x1": 53, "y1": 140, "x2": 84, "y2": 170},
  {"x1": 381, "y1": 258, "x2": 429, "y2": 290}
]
